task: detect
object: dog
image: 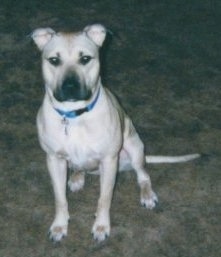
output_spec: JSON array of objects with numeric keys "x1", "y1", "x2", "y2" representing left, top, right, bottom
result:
[{"x1": 31, "y1": 24, "x2": 199, "y2": 242}]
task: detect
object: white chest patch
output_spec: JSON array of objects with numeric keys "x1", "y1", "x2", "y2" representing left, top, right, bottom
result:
[{"x1": 41, "y1": 117, "x2": 102, "y2": 171}]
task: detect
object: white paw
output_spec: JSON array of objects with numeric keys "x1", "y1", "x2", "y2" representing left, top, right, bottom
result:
[
  {"x1": 91, "y1": 216, "x2": 110, "y2": 242},
  {"x1": 49, "y1": 222, "x2": 68, "y2": 242},
  {"x1": 68, "y1": 172, "x2": 85, "y2": 192},
  {"x1": 141, "y1": 191, "x2": 158, "y2": 209},
  {"x1": 48, "y1": 211, "x2": 69, "y2": 242}
]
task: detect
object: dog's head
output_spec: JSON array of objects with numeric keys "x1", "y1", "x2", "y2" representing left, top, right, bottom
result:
[{"x1": 32, "y1": 24, "x2": 106, "y2": 107}]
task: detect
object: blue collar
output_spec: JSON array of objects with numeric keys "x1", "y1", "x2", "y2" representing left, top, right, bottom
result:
[{"x1": 54, "y1": 88, "x2": 100, "y2": 119}]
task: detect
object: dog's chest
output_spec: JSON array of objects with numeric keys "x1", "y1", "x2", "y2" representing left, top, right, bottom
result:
[
  {"x1": 64, "y1": 129, "x2": 101, "y2": 170},
  {"x1": 40, "y1": 117, "x2": 103, "y2": 170}
]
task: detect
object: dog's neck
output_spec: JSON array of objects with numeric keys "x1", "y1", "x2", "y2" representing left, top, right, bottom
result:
[{"x1": 52, "y1": 87, "x2": 100, "y2": 135}]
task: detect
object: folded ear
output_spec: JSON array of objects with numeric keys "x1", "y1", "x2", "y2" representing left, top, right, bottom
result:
[
  {"x1": 31, "y1": 28, "x2": 55, "y2": 51},
  {"x1": 84, "y1": 24, "x2": 106, "y2": 47}
]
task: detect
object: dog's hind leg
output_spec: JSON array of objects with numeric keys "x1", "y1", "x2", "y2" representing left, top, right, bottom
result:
[
  {"x1": 46, "y1": 154, "x2": 70, "y2": 242},
  {"x1": 124, "y1": 134, "x2": 158, "y2": 209},
  {"x1": 68, "y1": 171, "x2": 85, "y2": 192}
]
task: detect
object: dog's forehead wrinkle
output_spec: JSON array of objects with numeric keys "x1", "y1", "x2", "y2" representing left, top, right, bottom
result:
[
  {"x1": 78, "y1": 50, "x2": 93, "y2": 58},
  {"x1": 41, "y1": 30, "x2": 98, "y2": 59},
  {"x1": 44, "y1": 37, "x2": 97, "y2": 60}
]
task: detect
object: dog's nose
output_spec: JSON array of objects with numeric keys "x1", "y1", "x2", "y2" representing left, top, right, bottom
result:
[
  {"x1": 54, "y1": 76, "x2": 92, "y2": 102},
  {"x1": 62, "y1": 76, "x2": 79, "y2": 96}
]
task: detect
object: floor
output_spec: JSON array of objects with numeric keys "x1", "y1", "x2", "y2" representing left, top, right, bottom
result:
[{"x1": 0, "y1": 1, "x2": 220, "y2": 256}]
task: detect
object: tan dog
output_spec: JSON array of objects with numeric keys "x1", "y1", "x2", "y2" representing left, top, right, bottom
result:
[{"x1": 31, "y1": 24, "x2": 199, "y2": 242}]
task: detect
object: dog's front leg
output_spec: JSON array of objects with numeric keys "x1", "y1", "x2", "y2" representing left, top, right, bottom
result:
[
  {"x1": 46, "y1": 154, "x2": 70, "y2": 242},
  {"x1": 92, "y1": 156, "x2": 118, "y2": 241}
]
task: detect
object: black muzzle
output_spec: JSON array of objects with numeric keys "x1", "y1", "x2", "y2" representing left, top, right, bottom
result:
[{"x1": 54, "y1": 75, "x2": 92, "y2": 102}]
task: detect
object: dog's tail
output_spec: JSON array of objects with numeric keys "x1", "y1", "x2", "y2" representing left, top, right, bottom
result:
[{"x1": 145, "y1": 153, "x2": 200, "y2": 164}]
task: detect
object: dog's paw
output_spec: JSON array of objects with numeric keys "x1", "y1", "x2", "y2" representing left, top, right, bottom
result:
[
  {"x1": 91, "y1": 217, "x2": 110, "y2": 242},
  {"x1": 49, "y1": 223, "x2": 68, "y2": 242},
  {"x1": 68, "y1": 172, "x2": 85, "y2": 192},
  {"x1": 140, "y1": 190, "x2": 158, "y2": 209},
  {"x1": 48, "y1": 213, "x2": 69, "y2": 242}
]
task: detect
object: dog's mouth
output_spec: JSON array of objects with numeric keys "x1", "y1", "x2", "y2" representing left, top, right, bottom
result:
[
  {"x1": 54, "y1": 88, "x2": 92, "y2": 102},
  {"x1": 53, "y1": 76, "x2": 92, "y2": 102}
]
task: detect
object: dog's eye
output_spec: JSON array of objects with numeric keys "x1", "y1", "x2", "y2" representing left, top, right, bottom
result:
[
  {"x1": 79, "y1": 55, "x2": 92, "y2": 65},
  {"x1": 48, "y1": 57, "x2": 61, "y2": 66}
]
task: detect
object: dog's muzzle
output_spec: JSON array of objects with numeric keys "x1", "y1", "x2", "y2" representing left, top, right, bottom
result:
[{"x1": 53, "y1": 75, "x2": 92, "y2": 102}]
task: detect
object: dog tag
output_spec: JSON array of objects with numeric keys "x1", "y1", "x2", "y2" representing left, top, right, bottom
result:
[{"x1": 62, "y1": 117, "x2": 69, "y2": 135}]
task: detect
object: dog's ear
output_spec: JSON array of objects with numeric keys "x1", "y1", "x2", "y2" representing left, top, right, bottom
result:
[
  {"x1": 84, "y1": 24, "x2": 106, "y2": 47},
  {"x1": 31, "y1": 28, "x2": 55, "y2": 51}
]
